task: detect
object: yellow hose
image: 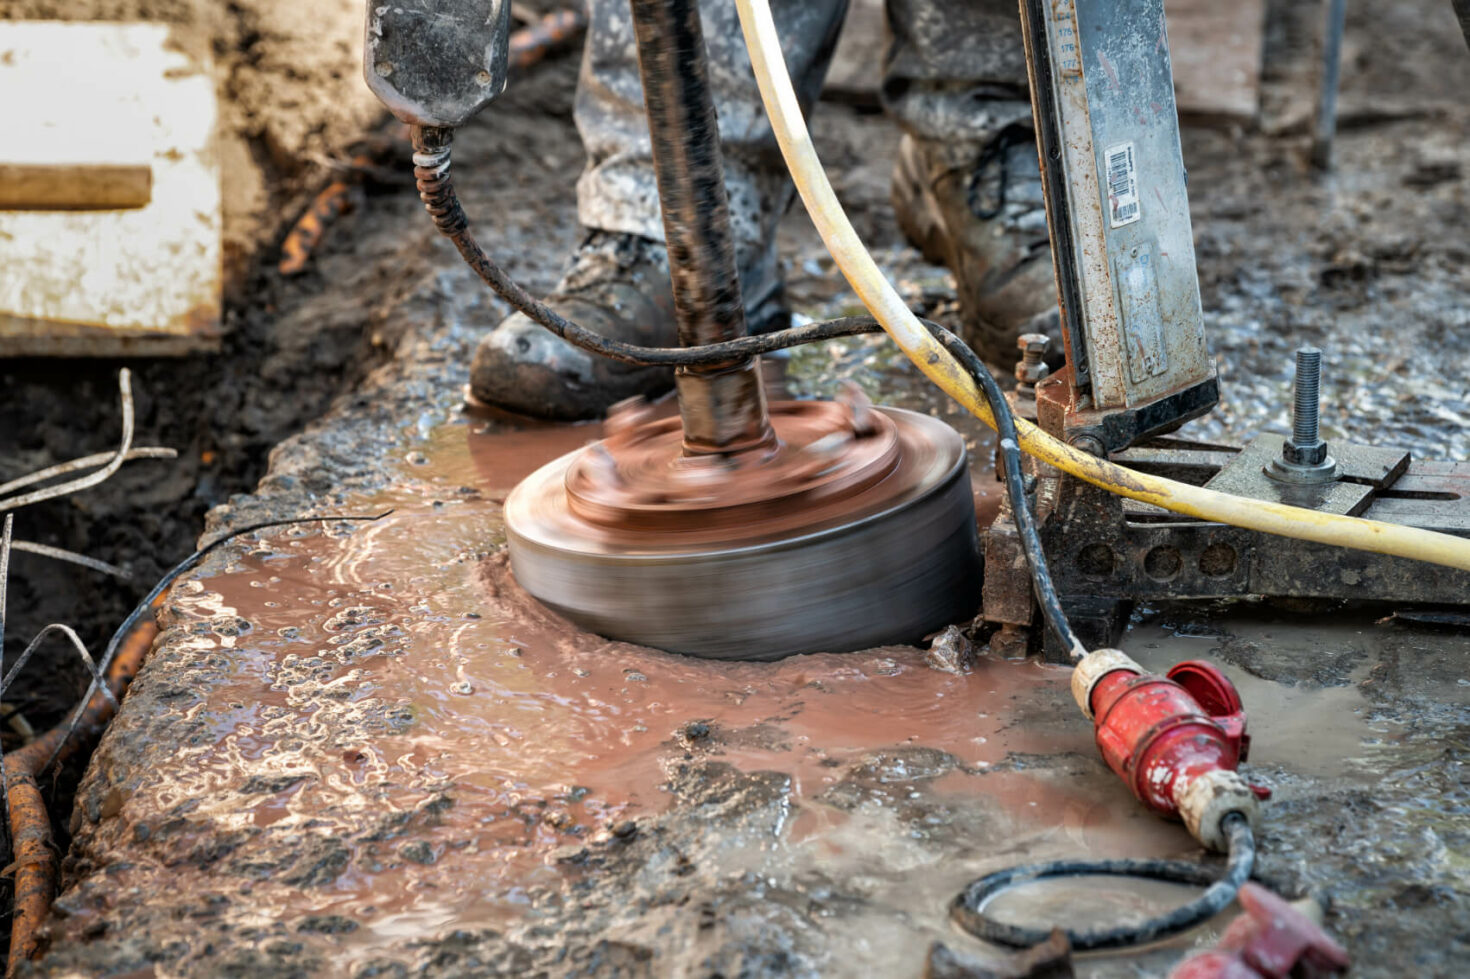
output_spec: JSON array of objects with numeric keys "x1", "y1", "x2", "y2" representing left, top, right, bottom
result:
[{"x1": 734, "y1": 0, "x2": 1470, "y2": 573}]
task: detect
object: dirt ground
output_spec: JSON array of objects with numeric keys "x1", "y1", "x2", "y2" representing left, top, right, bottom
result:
[
  {"x1": 2, "y1": 0, "x2": 1469, "y2": 976},
  {"x1": 2, "y1": 0, "x2": 391, "y2": 735}
]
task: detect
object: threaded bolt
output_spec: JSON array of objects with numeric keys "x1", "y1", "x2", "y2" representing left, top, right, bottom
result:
[
  {"x1": 1291, "y1": 347, "x2": 1322, "y2": 448},
  {"x1": 1270, "y1": 345, "x2": 1336, "y2": 481},
  {"x1": 1015, "y1": 333, "x2": 1051, "y2": 386}
]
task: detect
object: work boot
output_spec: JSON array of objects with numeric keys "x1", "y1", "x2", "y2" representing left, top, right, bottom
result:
[
  {"x1": 891, "y1": 126, "x2": 1062, "y2": 365},
  {"x1": 469, "y1": 230, "x2": 785, "y2": 420}
]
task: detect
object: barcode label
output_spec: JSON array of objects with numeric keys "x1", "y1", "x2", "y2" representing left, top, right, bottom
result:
[{"x1": 1104, "y1": 141, "x2": 1141, "y2": 228}]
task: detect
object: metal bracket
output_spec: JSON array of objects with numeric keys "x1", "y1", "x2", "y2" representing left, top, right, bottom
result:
[
  {"x1": 982, "y1": 439, "x2": 1470, "y2": 662},
  {"x1": 1036, "y1": 367, "x2": 1219, "y2": 454},
  {"x1": 1206, "y1": 434, "x2": 1409, "y2": 517},
  {"x1": 1020, "y1": 0, "x2": 1218, "y2": 447}
]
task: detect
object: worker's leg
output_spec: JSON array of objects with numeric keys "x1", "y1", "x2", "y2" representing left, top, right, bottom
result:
[
  {"x1": 884, "y1": 0, "x2": 1062, "y2": 363},
  {"x1": 470, "y1": 0, "x2": 847, "y2": 420}
]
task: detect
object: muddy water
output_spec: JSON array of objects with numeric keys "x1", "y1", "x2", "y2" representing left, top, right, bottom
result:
[
  {"x1": 1127, "y1": 614, "x2": 1408, "y2": 781},
  {"x1": 99, "y1": 412, "x2": 1234, "y2": 976},
  {"x1": 97, "y1": 408, "x2": 1421, "y2": 978}
]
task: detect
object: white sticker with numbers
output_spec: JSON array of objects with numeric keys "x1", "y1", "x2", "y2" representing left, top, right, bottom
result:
[{"x1": 1104, "y1": 141, "x2": 1141, "y2": 228}]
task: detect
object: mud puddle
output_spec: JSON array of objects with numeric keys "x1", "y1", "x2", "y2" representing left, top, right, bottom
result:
[
  {"x1": 1125, "y1": 612, "x2": 1408, "y2": 781},
  {"x1": 82, "y1": 413, "x2": 1437, "y2": 976},
  {"x1": 69, "y1": 410, "x2": 1458, "y2": 977},
  {"x1": 981, "y1": 874, "x2": 1204, "y2": 936},
  {"x1": 111, "y1": 411, "x2": 1227, "y2": 975}
]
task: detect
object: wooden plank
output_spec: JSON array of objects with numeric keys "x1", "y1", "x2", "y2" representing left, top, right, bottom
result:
[
  {"x1": 0, "y1": 22, "x2": 222, "y2": 357},
  {"x1": 1167, "y1": 0, "x2": 1267, "y2": 126},
  {"x1": 0, "y1": 164, "x2": 153, "y2": 210}
]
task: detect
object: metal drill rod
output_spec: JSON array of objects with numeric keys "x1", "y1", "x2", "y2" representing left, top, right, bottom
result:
[
  {"x1": 628, "y1": 0, "x2": 773, "y2": 454},
  {"x1": 1311, "y1": 0, "x2": 1347, "y2": 170}
]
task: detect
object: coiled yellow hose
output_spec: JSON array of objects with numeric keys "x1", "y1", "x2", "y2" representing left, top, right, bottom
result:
[{"x1": 734, "y1": 0, "x2": 1470, "y2": 573}]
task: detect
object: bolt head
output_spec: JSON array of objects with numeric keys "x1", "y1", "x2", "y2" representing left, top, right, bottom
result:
[
  {"x1": 1015, "y1": 362, "x2": 1050, "y2": 385},
  {"x1": 1015, "y1": 334, "x2": 1052, "y2": 384},
  {"x1": 1267, "y1": 452, "x2": 1339, "y2": 484},
  {"x1": 1069, "y1": 434, "x2": 1106, "y2": 457},
  {"x1": 1017, "y1": 333, "x2": 1051, "y2": 357}
]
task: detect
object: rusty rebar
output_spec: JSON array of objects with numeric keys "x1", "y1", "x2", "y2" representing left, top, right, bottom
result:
[
  {"x1": 508, "y1": 6, "x2": 587, "y2": 74},
  {"x1": 5, "y1": 768, "x2": 54, "y2": 973},
  {"x1": 3, "y1": 612, "x2": 157, "y2": 976}
]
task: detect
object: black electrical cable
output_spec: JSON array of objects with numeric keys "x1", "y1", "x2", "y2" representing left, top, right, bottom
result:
[
  {"x1": 928, "y1": 328, "x2": 1084, "y2": 659},
  {"x1": 951, "y1": 812, "x2": 1256, "y2": 951},
  {"x1": 409, "y1": 123, "x2": 1083, "y2": 656},
  {"x1": 411, "y1": 125, "x2": 889, "y2": 367}
]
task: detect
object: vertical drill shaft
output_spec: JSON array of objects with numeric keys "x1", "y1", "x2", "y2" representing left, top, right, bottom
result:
[{"x1": 628, "y1": 0, "x2": 772, "y2": 454}]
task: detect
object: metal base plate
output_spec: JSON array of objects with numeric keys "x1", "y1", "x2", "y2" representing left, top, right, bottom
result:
[{"x1": 504, "y1": 405, "x2": 981, "y2": 659}]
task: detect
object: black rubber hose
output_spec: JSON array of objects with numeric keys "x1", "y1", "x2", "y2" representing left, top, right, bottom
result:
[
  {"x1": 928, "y1": 328, "x2": 1084, "y2": 659},
  {"x1": 950, "y1": 812, "x2": 1256, "y2": 951},
  {"x1": 410, "y1": 123, "x2": 1083, "y2": 655},
  {"x1": 412, "y1": 125, "x2": 890, "y2": 367}
]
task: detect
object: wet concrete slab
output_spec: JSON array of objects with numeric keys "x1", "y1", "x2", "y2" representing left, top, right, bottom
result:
[
  {"x1": 38, "y1": 412, "x2": 1179, "y2": 974},
  {"x1": 29, "y1": 341, "x2": 1470, "y2": 977}
]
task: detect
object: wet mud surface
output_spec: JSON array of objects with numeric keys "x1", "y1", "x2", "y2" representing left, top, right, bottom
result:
[
  {"x1": 35, "y1": 410, "x2": 1470, "y2": 979},
  {"x1": 0, "y1": 5, "x2": 581, "y2": 780},
  {"x1": 11, "y1": 0, "x2": 1470, "y2": 975},
  {"x1": 26, "y1": 421, "x2": 1228, "y2": 978}
]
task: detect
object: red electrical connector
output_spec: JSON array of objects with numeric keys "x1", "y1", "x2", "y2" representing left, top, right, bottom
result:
[
  {"x1": 1071, "y1": 650, "x2": 1269, "y2": 850},
  {"x1": 1169, "y1": 883, "x2": 1350, "y2": 978}
]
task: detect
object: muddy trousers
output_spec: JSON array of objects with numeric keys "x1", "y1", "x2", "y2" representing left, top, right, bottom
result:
[{"x1": 574, "y1": 0, "x2": 1035, "y2": 257}]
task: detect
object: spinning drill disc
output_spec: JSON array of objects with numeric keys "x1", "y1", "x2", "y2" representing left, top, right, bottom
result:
[{"x1": 504, "y1": 400, "x2": 980, "y2": 659}]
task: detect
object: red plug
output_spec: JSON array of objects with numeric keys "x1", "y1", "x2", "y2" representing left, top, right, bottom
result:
[
  {"x1": 1072, "y1": 650, "x2": 1268, "y2": 851},
  {"x1": 1169, "y1": 883, "x2": 1350, "y2": 978}
]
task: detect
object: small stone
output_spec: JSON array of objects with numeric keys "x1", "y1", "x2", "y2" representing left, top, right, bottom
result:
[
  {"x1": 398, "y1": 841, "x2": 436, "y2": 865},
  {"x1": 684, "y1": 721, "x2": 711, "y2": 741},
  {"x1": 449, "y1": 681, "x2": 474, "y2": 696},
  {"x1": 297, "y1": 914, "x2": 359, "y2": 935},
  {"x1": 551, "y1": 844, "x2": 588, "y2": 865},
  {"x1": 924, "y1": 625, "x2": 976, "y2": 675},
  {"x1": 612, "y1": 820, "x2": 638, "y2": 840},
  {"x1": 210, "y1": 615, "x2": 253, "y2": 638}
]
